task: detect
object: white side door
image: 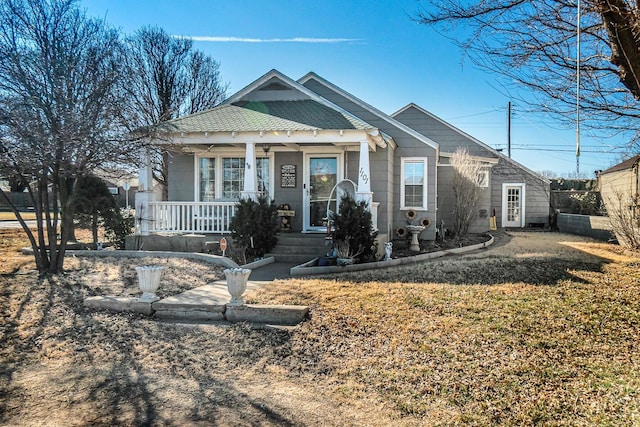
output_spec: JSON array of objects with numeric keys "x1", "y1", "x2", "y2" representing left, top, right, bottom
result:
[{"x1": 502, "y1": 183, "x2": 526, "y2": 228}]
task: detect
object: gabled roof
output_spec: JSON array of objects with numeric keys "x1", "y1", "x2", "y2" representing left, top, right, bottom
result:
[
  {"x1": 163, "y1": 99, "x2": 374, "y2": 133},
  {"x1": 393, "y1": 103, "x2": 500, "y2": 156},
  {"x1": 222, "y1": 69, "x2": 375, "y2": 130},
  {"x1": 599, "y1": 155, "x2": 640, "y2": 175},
  {"x1": 393, "y1": 103, "x2": 549, "y2": 183},
  {"x1": 298, "y1": 72, "x2": 439, "y2": 151}
]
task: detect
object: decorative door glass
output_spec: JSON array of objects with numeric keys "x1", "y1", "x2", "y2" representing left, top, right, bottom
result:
[{"x1": 309, "y1": 157, "x2": 338, "y2": 228}]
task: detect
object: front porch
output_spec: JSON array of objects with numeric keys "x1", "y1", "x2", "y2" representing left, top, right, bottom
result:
[
  {"x1": 135, "y1": 137, "x2": 384, "y2": 236},
  {"x1": 146, "y1": 201, "x2": 237, "y2": 234},
  {"x1": 141, "y1": 199, "x2": 378, "y2": 235}
]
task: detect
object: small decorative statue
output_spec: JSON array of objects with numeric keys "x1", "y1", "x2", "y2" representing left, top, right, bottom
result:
[{"x1": 384, "y1": 241, "x2": 393, "y2": 261}]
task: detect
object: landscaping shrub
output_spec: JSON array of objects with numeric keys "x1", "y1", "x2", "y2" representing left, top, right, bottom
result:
[
  {"x1": 332, "y1": 193, "x2": 378, "y2": 262},
  {"x1": 73, "y1": 175, "x2": 122, "y2": 244},
  {"x1": 104, "y1": 209, "x2": 135, "y2": 249},
  {"x1": 229, "y1": 196, "x2": 279, "y2": 260}
]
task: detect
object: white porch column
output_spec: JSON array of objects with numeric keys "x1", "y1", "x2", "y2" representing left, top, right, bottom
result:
[
  {"x1": 135, "y1": 147, "x2": 156, "y2": 236},
  {"x1": 241, "y1": 141, "x2": 258, "y2": 200},
  {"x1": 356, "y1": 140, "x2": 373, "y2": 208}
]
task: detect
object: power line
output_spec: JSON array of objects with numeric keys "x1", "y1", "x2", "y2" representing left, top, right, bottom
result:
[{"x1": 495, "y1": 147, "x2": 619, "y2": 153}]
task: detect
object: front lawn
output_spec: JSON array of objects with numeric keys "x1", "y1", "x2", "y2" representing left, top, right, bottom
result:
[
  {"x1": 1, "y1": 230, "x2": 638, "y2": 425},
  {"x1": 249, "y1": 232, "x2": 640, "y2": 425}
]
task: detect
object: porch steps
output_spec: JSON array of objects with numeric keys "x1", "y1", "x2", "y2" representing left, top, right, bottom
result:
[{"x1": 267, "y1": 233, "x2": 330, "y2": 263}]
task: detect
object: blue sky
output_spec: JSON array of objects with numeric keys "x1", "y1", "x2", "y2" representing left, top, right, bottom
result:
[{"x1": 82, "y1": 0, "x2": 627, "y2": 177}]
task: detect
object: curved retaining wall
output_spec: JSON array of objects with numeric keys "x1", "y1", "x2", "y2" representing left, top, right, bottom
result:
[
  {"x1": 291, "y1": 234, "x2": 495, "y2": 276},
  {"x1": 67, "y1": 249, "x2": 240, "y2": 269}
]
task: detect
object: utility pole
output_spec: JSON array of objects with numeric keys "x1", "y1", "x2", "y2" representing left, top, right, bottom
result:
[
  {"x1": 507, "y1": 101, "x2": 512, "y2": 158},
  {"x1": 576, "y1": 0, "x2": 581, "y2": 176}
]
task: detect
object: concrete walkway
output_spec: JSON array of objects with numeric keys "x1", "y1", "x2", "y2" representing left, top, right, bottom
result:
[
  {"x1": 248, "y1": 261, "x2": 300, "y2": 282},
  {"x1": 84, "y1": 259, "x2": 310, "y2": 325}
]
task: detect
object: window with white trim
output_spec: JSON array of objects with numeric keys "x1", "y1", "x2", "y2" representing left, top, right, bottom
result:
[
  {"x1": 199, "y1": 158, "x2": 216, "y2": 201},
  {"x1": 477, "y1": 170, "x2": 489, "y2": 188},
  {"x1": 256, "y1": 157, "x2": 270, "y2": 194},
  {"x1": 223, "y1": 157, "x2": 244, "y2": 198},
  {"x1": 199, "y1": 156, "x2": 271, "y2": 200},
  {"x1": 401, "y1": 157, "x2": 427, "y2": 209}
]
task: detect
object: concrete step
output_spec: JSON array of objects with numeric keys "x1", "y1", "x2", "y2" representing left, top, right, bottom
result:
[
  {"x1": 276, "y1": 234, "x2": 328, "y2": 245},
  {"x1": 269, "y1": 245, "x2": 326, "y2": 255},
  {"x1": 265, "y1": 253, "x2": 321, "y2": 264},
  {"x1": 268, "y1": 233, "x2": 329, "y2": 263}
]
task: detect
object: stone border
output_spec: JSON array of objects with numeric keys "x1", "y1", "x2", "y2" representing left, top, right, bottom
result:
[
  {"x1": 25, "y1": 248, "x2": 241, "y2": 269},
  {"x1": 290, "y1": 234, "x2": 495, "y2": 276},
  {"x1": 84, "y1": 296, "x2": 309, "y2": 326},
  {"x1": 24, "y1": 247, "x2": 273, "y2": 271}
]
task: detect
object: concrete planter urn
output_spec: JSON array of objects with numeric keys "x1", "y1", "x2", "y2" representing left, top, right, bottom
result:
[
  {"x1": 135, "y1": 265, "x2": 164, "y2": 302},
  {"x1": 224, "y1": 268, "x2": 252, "y2": 305}
]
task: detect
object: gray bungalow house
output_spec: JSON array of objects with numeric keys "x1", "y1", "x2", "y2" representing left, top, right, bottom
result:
[{"x1": 135, "y1": 69, "x2": 550, "y2": 251}]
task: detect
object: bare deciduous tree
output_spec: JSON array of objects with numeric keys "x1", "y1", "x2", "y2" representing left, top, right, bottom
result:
[
  {"x1": 123, "y1": 27, "x2": 228, "y2": 199},
  {"x1": 416, "y1": 0, "x2": 640, "y2": 152},
  {"x1": 0, "y1": 0, "x2": 134, "y2": 274},
  {"x1": 602, "y1": 190, "x2": 640, "y2": 248},
  {"x1": 451, "y1": 147, "x2": 484, "y2": 240}
]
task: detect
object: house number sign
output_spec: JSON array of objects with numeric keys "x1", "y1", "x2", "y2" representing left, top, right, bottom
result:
[{"x1": 281, "y1": 164, "x2": 296, "y2": 188}]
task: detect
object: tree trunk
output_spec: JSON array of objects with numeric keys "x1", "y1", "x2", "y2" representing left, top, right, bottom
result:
[{"x1": 92, "y1": 213, "x2": 99, "y2": 244}]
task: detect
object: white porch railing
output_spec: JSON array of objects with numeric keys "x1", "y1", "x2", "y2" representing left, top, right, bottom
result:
[{"x1": 148, "y1": 201, "x2": 237, "y2": 234}]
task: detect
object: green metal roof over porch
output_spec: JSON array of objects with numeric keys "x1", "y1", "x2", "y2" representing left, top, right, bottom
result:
[{"x1": 161, "y1": 99, "x2": 375, "y2": 134}]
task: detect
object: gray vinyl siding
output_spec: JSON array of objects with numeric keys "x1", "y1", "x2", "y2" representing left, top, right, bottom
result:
[
  {"x1": 344, "y1": 146, "x2": 393, "y2": 236},
  {"x1": 167, "y1": 151, "x2": 194, "y2": 201},
  {"x1": 303, "y1": 79, "x2": 437, "y2": 240},
  {"x1": 437, "y1": 166, "x2": 492, "y2": 234},
  {"x1": 394, "y1": 105, "x2": 550, "y2": 230},
  {"x1": 491, "y1": 158, "x2": 551, "y2": 227},
  {"x1": 394, "y1": 107, "x2": 495, "y2": 157},
  {"x1": 274, "y1": 151, "x2": 303, "y2": 231}
]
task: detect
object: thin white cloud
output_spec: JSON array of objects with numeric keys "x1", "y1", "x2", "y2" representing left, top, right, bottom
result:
[{"x1": 173, "y1": 35, "x2": 362, "y2": 43}]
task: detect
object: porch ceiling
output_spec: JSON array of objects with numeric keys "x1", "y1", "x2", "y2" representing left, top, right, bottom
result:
[{"x1": 177, "y1": 131, "x2": 383, "y2": 154}]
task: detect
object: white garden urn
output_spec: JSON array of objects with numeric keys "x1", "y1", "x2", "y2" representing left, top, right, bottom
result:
[
  {"x1": 135, "y1": 265, "x2": 164, "y2": 302},
  {"x1": 224, "y1": 268, "x2": 252, "y2": 305}
]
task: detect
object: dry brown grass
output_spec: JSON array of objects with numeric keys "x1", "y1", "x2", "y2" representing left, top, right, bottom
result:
[
  {"x1": 249, "y1": 232, "x2": 640, "y2": 425},
  {"x1": 0, "y1": 212, "x2": 37, "y2": 221},
  {"x1": 1, "y1": 229, "x2": 639, "y2": 425}
]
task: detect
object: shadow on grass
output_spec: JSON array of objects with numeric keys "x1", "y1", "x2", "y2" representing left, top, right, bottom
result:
[
  {"x1": 0, "y1": 272, "x2": 299, "y2": 426},
  {"x1": 326, "y1": 256, "x2": 608, "y2": 286}
]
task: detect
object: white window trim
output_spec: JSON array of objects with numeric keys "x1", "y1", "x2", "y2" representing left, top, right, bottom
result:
[
  {"x1": 501, "y1": 183, "x2": 526, "y2": 228},
  {"x1": 477, "y1": 169, "x2": 489, "y2": 188},
  {"x1": 195, "y1": 152, "x2": 274, "y2": 201},
  {"x1": 400, "y1": 157, "x2": 428, "y2": 210}
]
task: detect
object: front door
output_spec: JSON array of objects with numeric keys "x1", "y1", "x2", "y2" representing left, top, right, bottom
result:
[
  {"x1": 304, "y1": 155, "x2": 340, "y2": 231},
  {"x1": 502, "y1": 184, "x2": 525, "y2": 227}
]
